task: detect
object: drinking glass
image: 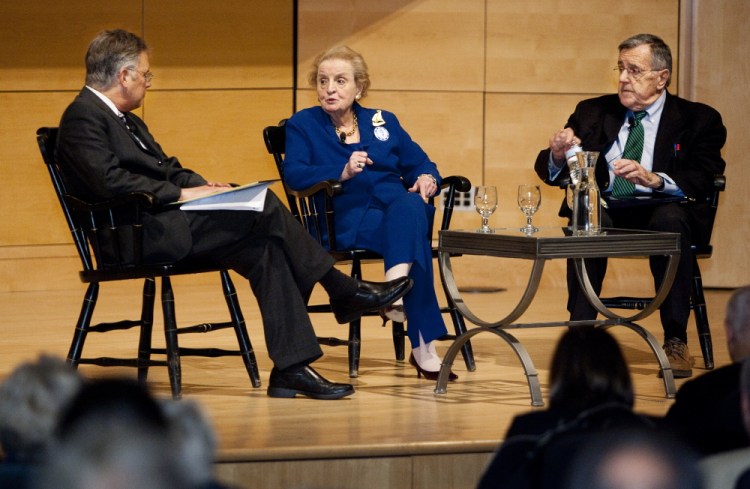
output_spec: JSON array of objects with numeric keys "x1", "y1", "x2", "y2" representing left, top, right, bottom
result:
[
  {"x1": 517, "y1": 184, "x2": 541, "y2": 234},
  {"x1": 474, "y1": 186, "x2": 497, "y2": 233}
]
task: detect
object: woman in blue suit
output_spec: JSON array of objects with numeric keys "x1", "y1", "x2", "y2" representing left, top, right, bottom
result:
[{"x1": 283, "y1": 45, "x2": 456, "y2": 381}]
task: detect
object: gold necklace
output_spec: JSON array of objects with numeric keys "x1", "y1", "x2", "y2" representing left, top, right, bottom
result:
[{"x1": 334, "y1": 113, "x2": 358, "y2": 140}]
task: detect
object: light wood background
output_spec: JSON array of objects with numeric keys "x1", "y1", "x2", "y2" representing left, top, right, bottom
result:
[{"x1": 1, "y1": 0, "x2": 747, "y2": 295}]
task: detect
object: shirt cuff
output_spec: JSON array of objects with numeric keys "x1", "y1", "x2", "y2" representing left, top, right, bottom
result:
[
  {"x1": 548, "y1": 153, "x2": 564, "y2": 181},
  {"x1": 654, "y1": 172, "x2": 684, "y2": 196}
]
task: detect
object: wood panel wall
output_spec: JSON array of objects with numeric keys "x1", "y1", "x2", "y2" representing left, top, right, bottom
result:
[
  {"x1": 1, "y1": 0, "x2": 746, "y2": 294},
  {"x1": 680, "y1": 0, "x2": 749, "y2": 288},
  {"x1": 0, "y1": 0, "x2": 293, "y2": 292},
  {"x1": 296, "y1": 0, "x2": 746, "y2": 289}
]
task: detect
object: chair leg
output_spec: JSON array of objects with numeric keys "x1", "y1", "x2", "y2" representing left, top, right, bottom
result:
[
  {"x1": 347, "y1": 259, "x2": 364, "y2": 378},
  {"x1": 220, "y1": 270, "x2": 262, "y2": 388},
  {"x1": 160, "y1": 276, "x2": 182, "y2": 399},
  {"x1": 392, "y1": 321, "x2": 406, "y2": 362},
  {"x1": 348, "y1": 318, "x2": 361, "y2": 378},
  {"x1": 449, "y1": 306, "x2": 476, "y2": 372},
  {"x1": 691, "y1": 256, "x2": 714, "y2": 370},
  {"x1": 137, "y1": 278, "x2": 156, "y2": 383},
  {"x1": 67, "y1": 282, "x2": 99, "y2": 367}
]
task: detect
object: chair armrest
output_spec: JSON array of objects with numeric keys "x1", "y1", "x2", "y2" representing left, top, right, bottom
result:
[
  {"x1": 713, "y1": 174, "x2": 726, "y2": 192},
  {"x1": 64, "y1": 192, "x2": 157, "y2": 213},
  {"x1": 292, "y1": 175, "x2": 469, "y2": 198},
  {"x1": 63, "y1": 192, "x2": 158, "y2": 269},
  {"x1": 439, "y1": 175, "x2": 472, "y2": 231},
  {"x1": 285, "y1": 179, "x2": 343, "y2": 199},
  {"x1": 441, "y1": 175, "x2": 472, "y2": 193}
]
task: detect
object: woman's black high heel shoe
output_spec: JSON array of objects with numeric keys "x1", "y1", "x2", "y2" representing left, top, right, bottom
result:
[
  {"x1": 409, "y1": 353, "x2": 458, "y2": 381},
  {"x1": 379, "y1": 304, "x2": 405, "y2": 327}
]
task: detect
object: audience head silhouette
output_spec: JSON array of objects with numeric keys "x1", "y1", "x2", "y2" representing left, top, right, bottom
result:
[
  {"x1": 0, "y1": 355, "x2": 83, "y2": 463},
  {"x1": 34, "y1": 377, "x2": 190, "y2": 489},
  {"x1": 740, "y1": 357, "x2": 750, "y2": 436},
  {"x1": 725, "y1": 285, "x2": 750, "y2": 362},
  {"x1": 55, "y1": 376, "x2": 167, "y2": 438},
  {"x1": 160, "y1": 398, "x2": 219, "y2": 487},
  {"x1": 548, "y1": 327, "x2": 634, "y2": 414},
  {"x1": 565, "y1": 428, "x2": 702, "y2": 489}
]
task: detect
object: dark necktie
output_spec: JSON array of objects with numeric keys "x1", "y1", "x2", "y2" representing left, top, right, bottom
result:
[
  {"x1": 120, "y1": 113, "x2": 148, "y2": 150},
  {"x1": 612, "y1": 110, "x2": 647, "y2": 198}
]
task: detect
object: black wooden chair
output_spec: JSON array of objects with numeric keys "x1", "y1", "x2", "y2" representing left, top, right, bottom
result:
[
  {"x1": 263, "y1": 119, "x2": 476, "y2": 377},
  {"x1": 598, "y1": 175, "x2": 726, "y2": 370},
  {"x1": 37, "y1": 127, "x2": 261, "y2": 398}
]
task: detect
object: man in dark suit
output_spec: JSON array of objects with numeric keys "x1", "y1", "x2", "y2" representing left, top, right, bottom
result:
[
  {"x1": 55, "y1": 29, "x2": 412, "y2": 400},
  {"x1": 665, "y1": 285, "x2": 750, "y2": 456},
  {"x1": 534, "y1": 33, "x2": 726, "y2": 377}
]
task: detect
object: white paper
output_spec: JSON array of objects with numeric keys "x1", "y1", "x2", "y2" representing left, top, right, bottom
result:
[{"x1": 178, "y1": 180, "x2": 278, "y2": 212}]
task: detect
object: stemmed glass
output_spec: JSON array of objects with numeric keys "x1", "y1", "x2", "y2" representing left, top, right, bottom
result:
[
  {"x1": 474, "y1": 186, "x2": 497, "y2": 233},
  {"x1": 517, "y1": 184, "x2": 541, "y2": 234}
]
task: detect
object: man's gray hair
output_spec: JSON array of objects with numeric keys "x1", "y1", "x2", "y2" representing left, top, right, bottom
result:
[
  {"x1": 619, "y1": 33, "x2": 672, "y2": 87},
  {"x1": 85, "y1": 29, "x2": 147, "y2": 90}
]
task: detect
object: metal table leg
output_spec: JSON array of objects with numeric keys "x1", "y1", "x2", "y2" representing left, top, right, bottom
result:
[
  {"x1": 436, "y1": 251, "x2": 545, "y2": 404},
  {"x1": 435, "y1": 325, "x2": 543, "y2": 406}
]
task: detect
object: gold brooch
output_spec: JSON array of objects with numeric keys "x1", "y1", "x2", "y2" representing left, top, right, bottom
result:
[{"x1": 372, "y1": 110, "x2": 386, "y2": 127}]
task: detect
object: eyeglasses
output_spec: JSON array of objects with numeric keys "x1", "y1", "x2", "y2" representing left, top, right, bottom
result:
[
  {"x1": 614, "y1": 65, "x2": 661, "y2": 81},
  {"x1": 127, "y1": 68, "x2": 154, "y2": 82}
]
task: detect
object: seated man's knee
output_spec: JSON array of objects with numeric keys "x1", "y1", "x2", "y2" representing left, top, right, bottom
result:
[
  {"x1": 647, "y1": 205, "x2": 691, "y2": 235},
  {"x1": 600, "y1": 211, "x2": 614, "y2": 228}
]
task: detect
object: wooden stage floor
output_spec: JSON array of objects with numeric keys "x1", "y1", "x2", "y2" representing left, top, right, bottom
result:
[{"x1": 0, "y1": 278, "x2": 734, "y2": 489}]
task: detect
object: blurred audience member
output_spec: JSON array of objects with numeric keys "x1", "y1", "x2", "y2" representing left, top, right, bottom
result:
[
  {"x1": 664, "y1": 285, "x2": 750, "y2": 455},
  {"x1": 565, "y1": 428, "x2": 702, "y2": 489},
  {"x1": 477, "y1": 328, "x2": 655, "y2": 489},
  {"x1": 34, "y1": 377, "x2": 189, "y2": 489},
  {"x1": 505, "y1": 326, "x2": 636, "y2": 438},
  {"x1": 160, "y1": 399, "x2": 234, "y2": 489},
  {"x1": 0, "y1": 355, "x2": 83, "y2": 488},
  {"x1": 700, "y1": 356, "x2": 750, "y2": 488}
]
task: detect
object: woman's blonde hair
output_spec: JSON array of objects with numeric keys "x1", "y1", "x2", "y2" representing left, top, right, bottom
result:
[{"x1": 307, "y1": 45, "x2": 371, "y2": 99}]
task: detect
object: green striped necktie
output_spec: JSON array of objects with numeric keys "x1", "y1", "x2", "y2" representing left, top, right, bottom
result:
[{"x1": 612, "y1": 110, "x2": 647, "y2": 198}]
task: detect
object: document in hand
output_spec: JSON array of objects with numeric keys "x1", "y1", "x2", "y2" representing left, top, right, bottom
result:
[{"x1": 178, "y1": 180, "x2": 279, "y2": 211}]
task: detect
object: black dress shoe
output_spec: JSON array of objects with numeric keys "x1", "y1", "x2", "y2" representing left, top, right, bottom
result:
[
  {"x1": 330, "y1": 277, "x2": 413, "y2": 324},
  {"x1": 267, "y1": 366, "x2": 354, "y2": 400}
]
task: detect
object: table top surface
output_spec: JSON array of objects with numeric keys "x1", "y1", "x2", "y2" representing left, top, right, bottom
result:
[{"x1": 439, "y1": 227, "x2": 681, "y2": 259}]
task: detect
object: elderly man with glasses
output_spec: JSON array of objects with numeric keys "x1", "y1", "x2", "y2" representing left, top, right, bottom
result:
[{"x1": 533, "y1": 33, "x2": 726, "y2": 378}]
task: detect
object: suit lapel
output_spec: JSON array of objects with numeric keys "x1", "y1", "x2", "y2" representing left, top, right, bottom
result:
[
  {"x1": 81, "y1": 88, "x2": 127, "y2": 129},
  {"x1": 653, "y1": 93, "x2": 682, "y2": 171},
  {"x1": 594, "y1": 98, "x2": 627, "y2": 188},
  {"x1": 603, "y1": 109, "x2": 626, "y2": 144},
  {"x1": 79, "y1": 88, "x2": 159, "y2": 157},
  {"x1": 122, "y1": 113, "x2": 160, "y2": 156}
]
